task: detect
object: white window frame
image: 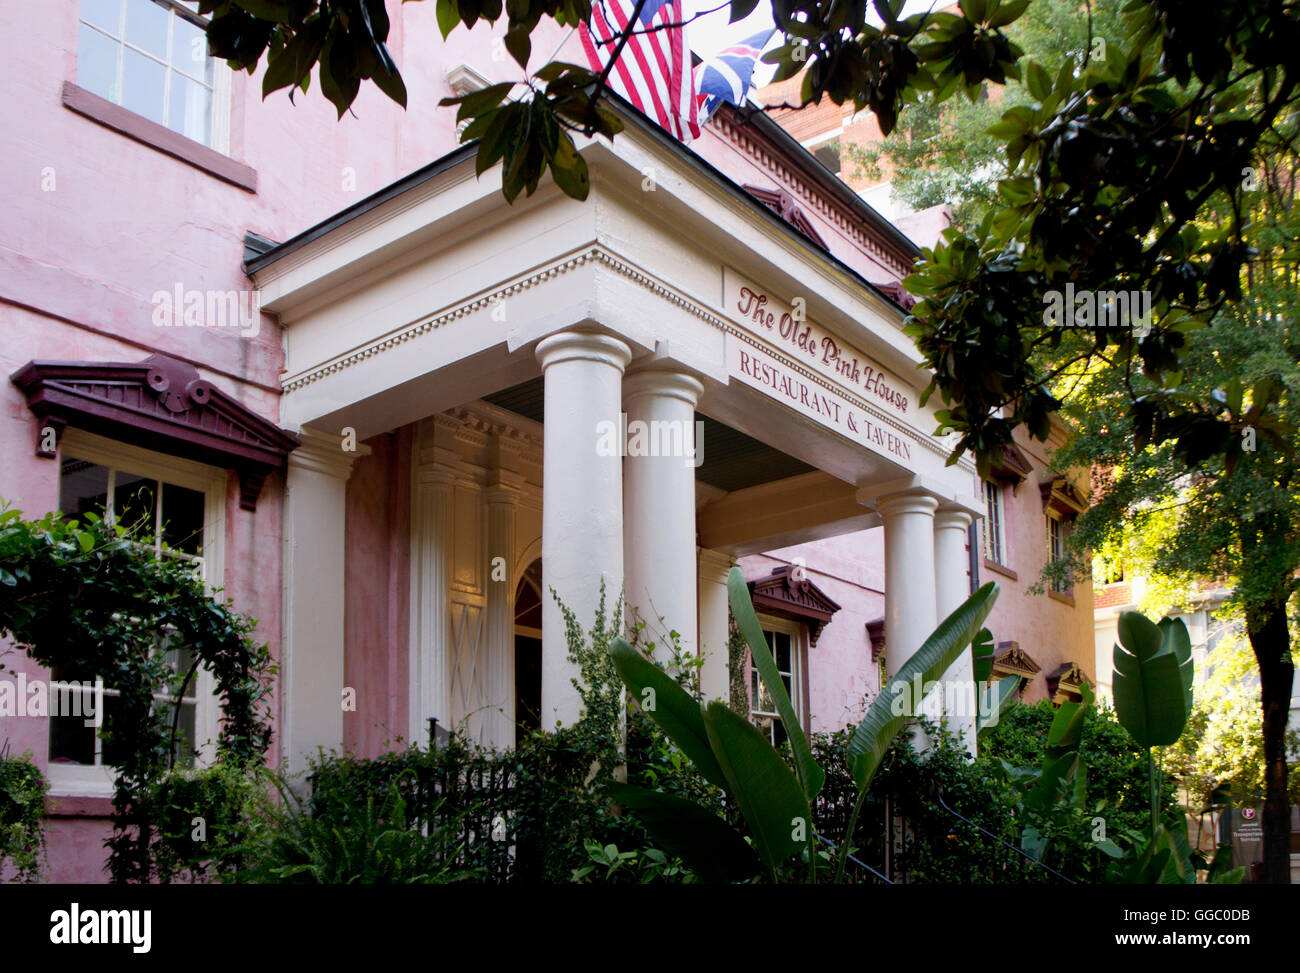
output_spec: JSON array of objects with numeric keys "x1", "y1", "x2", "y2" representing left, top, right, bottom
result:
[
  {"x1": 982, "y1": 479, "x2": 1007, "y2": 565},
  {"x1": 747, "y1": 614, "x2": 807, "y2": 745},
  {"x1": 1047, "y1": 511, "x2": 1071, "y2": 594},
  {"x1": 47, "y1": 428, "x2": 227, "y2": 797},
  {"x1": 77, "y1": 0, "x2": 232, "y2": 153}
]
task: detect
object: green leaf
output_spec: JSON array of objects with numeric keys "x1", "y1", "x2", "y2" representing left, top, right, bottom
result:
[
  {"x1": 1112, "y1": 611, "x2": 1193, "y2": 749},
  {"x1": 1026, "y1": 60, "x2": 1051, "y2": 101},
  {"x1": 727, "y1": 566, "x2": 824, "y2": 801},
  {"x1": 971, "y1": 626, "x2": 994, "y2": 683},
  {"x1": 608, "y1": 637, "x2": 728, "y2": 791},
  {"x1": 728, "y1": 0, "x2": 759, "y2": 22},
  {"x1": 847, "y1": 582, "x2": 999, "y2": 793},
  {"x1": 436, "y1": 0, "x2": 460, "y2": 39},
  {"x1": 262, "y1": 17, "x2": 327, "y2": 98},
  {"x1": 606, "y1": 783, "x2": 760, "y2": 882},
  {"x1": 701, "y1": 701, "x2": 811, "y2": 872}
]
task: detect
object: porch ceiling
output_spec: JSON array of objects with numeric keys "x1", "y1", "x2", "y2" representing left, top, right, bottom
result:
[{"x1": 483, "y1": 376, "x2": 816, "y2": 493}]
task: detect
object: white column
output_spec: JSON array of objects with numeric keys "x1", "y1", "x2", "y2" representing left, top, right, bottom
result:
[
  {"x1": 876, "y1": 489, "x2": 940, "y2": 745},
  {"x1": 282, "y1": 427, "x2": 368, "y2": 776},
  {"x1": 935, "y1": 505, "x2": 976, "y2": 753},
  {"x1": 877, "y1": 490, "x2": 939, "y2": 680},
  {"x1": 623, "y1": 368, "x2": 704, "y2": 665},
  {"x1": 536, "y1": 331, "x2": 632, "y2": 727},
  {"x1": 409, "y1": 464, "x2": 455, "y2": 745},
  {"x1": 484, "y1": 476, "x2": 521, "y2": 749},
  {"x1": 697, "y1": 547, "x2": 735, "y2": 702}
]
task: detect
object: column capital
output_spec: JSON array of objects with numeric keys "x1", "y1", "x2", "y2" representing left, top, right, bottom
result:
[
  {"x1": 485, "y1": 475, "x2": 525, "y2": 506},
  {"x1": 697, "y1": 546, "x2": 737, "y2": 584},
  {"x1": 934, "y1": 506, "x2": 975, "y2": 532},
  {"x1": 536, "y1": 331, "x2": 632, "y2": 372},
  {"x1": 288, "y1": 426, "x2": 371, "y2": 479},
  {"x1": 937, "y1": 491, "x2": 983, "y2": 526},
  {"x1": 623, "y1": 367, "x2": 705, "y2": 408},
  {"x1": 875, "y1": 490, "x2": 940, "y2": 520}
]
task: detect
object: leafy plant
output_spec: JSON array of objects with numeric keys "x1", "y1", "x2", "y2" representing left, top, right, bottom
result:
[
  {"x1": 0, "y1": 505, "x2": 275, "y2": 883},
  {"x1": 1112, "y1": 611, "x2": 1194, "y2": 838},
  {"x1": 608, "y1": 567, "x2": 999, "y2": 883},
  {"x1": 238, "y1": 772, "x2": 482, "y2": 884},
  {"x1": 0, "y1": 747, "x2": 47, "y2": 882}
]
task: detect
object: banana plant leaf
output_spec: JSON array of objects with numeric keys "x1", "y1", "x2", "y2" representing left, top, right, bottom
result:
[
  {"x1": 847, "y1": 581, "x2": 999, "y2": 793},
  {"x1": 727, "y1": 566, "x2": 825, "y2": 802},
  {"x1": 971, "y1": 626, "x2": 995, "y2": 684},
  {"x1": 976, "y1": 673, "x2": 1021, "y2": 738},
  {"x1": 1112, "y1": 612, "x2": 1194, "y2": 749},
  {"x1": 605, "y1": 782, "x2": 760, "y2": 883},
  {"x1": 608, "y1": 636, "x2": 729, "y2": 791},
  {"x1": 702, "y1": 700, "x2": 811, "y2": 872}
]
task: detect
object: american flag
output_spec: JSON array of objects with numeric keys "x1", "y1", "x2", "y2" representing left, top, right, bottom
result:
[
  {"x1": 694, "y1": 28, "x2": 778, "y2": 125},
  {"x1": 579, "y1": 0, "x2": 700, "y2": 141}
]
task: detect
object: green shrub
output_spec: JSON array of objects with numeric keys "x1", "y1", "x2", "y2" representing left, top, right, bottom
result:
[
  {"x1": 148, "y1": 762, "x2": 266, "y2": 883},
  {"x1": 239, "y1": 770, "x2": 482, "y2": 884},
  {"x1": 0, "y1": 749, "x2": 47, "y2": 882}
]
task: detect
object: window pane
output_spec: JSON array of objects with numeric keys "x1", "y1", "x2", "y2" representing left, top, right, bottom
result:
[
  {"x1": 50, "y1": 713, "x2": 97, "y2": 765},
  {"x1": 772, "y1": 632, "x2": 791, "y2": 671},
  {"x1": 77, "y1": 23, "x2": 120, "y2": 103},
  {"x1": 114, "y1": 472, "x2": 157, "y2": 532},
  {"x1": 170, "y1": 14, "x2": 211, "y2": 80},
  {"x1": 124, "y1": 0, "x2": 169, "y2": 59},
  {"x1": 163, "y1": 642, "x2": 198, "y2": 698},
  {"x1": 122, "y1": 47, "x2": 167, "y2": 125},
  {"x1": 167, "y1": 72, "x2": 211, "y2": 144},
  {"x1": 161, "y1": 481, "x2": 205, "y2": 554},
  {"x1": 81, "y1": 0, "x2": 123, "y2": 34},
  {"x1": 60, "y1": 458, "x2": 110, "y2": 519},
  {"x1": 159, "y1": 700, "x2": 197, "y2": 767}
]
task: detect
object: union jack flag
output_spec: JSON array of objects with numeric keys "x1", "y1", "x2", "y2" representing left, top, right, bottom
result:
[
  {"x1": 579, "y1": 0, "x2": 700, "y2": 141},
  {"x1": 694, "y1": 28, "x2": 778, "y2": 125}
]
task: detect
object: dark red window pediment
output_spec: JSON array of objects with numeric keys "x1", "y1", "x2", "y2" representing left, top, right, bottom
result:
[{"x1": 11, "y1": 354, "x2": 298, "y2": 511}]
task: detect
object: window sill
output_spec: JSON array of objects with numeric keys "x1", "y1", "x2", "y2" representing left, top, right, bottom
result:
[
  {"x1": 46, "y1": 793, "x2": 114, "y2": 818},
  {"x1": 1048, "y1": 589, "x2": 1076, "y2": 607},
  {"x1": 983, "y1": 558, "x2": 1018, "y2": 582},
  {"x1": 61, "y1": 82, "x2": 256, "y2": 193}
]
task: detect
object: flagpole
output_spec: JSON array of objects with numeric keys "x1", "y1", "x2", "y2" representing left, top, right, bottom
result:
[{"x1": 544, "y1": 26, "x2": 578, "y2": 66}]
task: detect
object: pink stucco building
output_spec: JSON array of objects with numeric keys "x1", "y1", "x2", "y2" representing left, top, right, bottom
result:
[{"x1": 0, "y1": 1, "x2": 1092, "y2": 883}]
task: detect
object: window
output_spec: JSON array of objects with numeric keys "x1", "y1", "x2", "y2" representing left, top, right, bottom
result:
[
  {"x1": 1047, "y1": 513, "x2": 1070, "y2": 593},
  {"x1": 77, "y1": 0, "x2": 224, "y2": 148},
  {"x1": 982, "y1": 479, "x2": 1006, "y2": 565},
  {"x1": 747, "y1": 618, "x2": 805, "y2": 747},
  {"x1": 47, "y1": 430, "x2": 225, "y2": 796}
]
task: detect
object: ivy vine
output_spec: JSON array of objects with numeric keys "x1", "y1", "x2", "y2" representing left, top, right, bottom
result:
[{"x1": 0, "y1": 505, "x2": 275, "y2": 883}]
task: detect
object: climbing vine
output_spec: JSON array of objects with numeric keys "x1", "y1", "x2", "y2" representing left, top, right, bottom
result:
[{"x1": 0, "y1": 505, "x2": 275, "y2": 883}]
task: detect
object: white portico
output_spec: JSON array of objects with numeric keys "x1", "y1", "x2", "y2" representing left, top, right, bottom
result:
[{"x1": 248, "y1": 101, "x2": 984, "y2": 771}]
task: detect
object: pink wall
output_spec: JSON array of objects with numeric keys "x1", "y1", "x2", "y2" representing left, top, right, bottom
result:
[{"x1": 343, "y1": 428, "x2": 413, "y2": 757}]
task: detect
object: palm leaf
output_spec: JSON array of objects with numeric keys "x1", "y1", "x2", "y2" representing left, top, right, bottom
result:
[
  {"x1": 847, "y1": 582, "x2": 999, "y2": 792},
  {"x1": 702, "y1": 700, "x2": 811, "y2": 872},
  {"x1": 727, "y1": 566, "x2": 825, "y2": 802}
]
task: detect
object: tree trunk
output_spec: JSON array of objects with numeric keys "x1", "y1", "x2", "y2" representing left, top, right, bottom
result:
[{"x1": 1247, "y1": 600, "x2": 1294, "y2": 884}]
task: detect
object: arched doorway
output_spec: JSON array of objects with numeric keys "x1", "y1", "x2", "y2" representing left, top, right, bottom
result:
[{"x1": 514, "y1": 559, "x2": 543, "y2": 736}]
